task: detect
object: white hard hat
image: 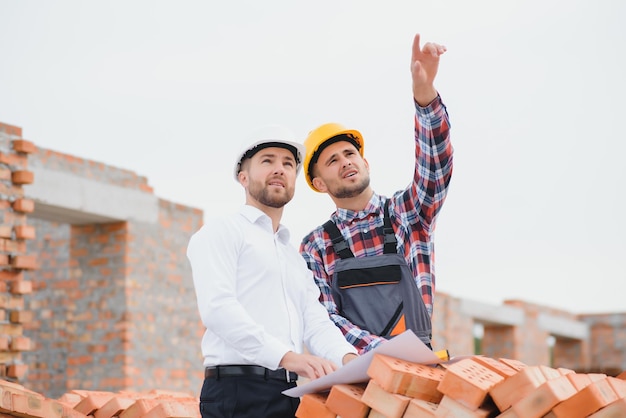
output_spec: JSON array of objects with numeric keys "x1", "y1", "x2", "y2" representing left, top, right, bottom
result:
[{"x1": 233, "y1": 125, "x2": 306, "y2": 182}]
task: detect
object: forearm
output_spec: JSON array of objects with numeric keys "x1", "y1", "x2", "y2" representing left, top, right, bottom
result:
[{"x1": 409, "y1": 94, "x2": 453, "y2": 225}]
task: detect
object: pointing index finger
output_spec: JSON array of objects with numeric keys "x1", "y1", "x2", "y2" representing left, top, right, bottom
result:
[{"x1": 411, "y1": 33, "x2": 422, "y2": 61}]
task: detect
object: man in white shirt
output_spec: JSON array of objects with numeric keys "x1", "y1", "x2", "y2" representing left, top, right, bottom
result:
[{"x1": 187, "y1": 125, "x2": 358, "y2": 418}]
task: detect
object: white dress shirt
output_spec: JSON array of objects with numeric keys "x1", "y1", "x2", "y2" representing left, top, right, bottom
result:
[{"x1": 187, "y1": 205, "x2": 357, "y2": 370}]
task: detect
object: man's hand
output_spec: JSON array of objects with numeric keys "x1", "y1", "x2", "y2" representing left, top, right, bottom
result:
[
  {"x1": 411, "y1": 33, "x2": 447, "y2": 106},
  {"x1": 279, "y1": 351, "x2": 339, "y2": 380}
]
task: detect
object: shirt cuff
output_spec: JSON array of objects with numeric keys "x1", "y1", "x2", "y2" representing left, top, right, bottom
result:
[
  {"x1": 254, "y1": 338, "x2": 292, "y2": 370},
  {"x1": 414, "y1": 93, "x2": 442, "y2": 115}
]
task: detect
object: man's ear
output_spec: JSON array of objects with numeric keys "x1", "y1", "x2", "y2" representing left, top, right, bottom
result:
[
  {"x1": 312, "y1": 176, "x2": 328, "y2": 193},
  {"x1": 238, "y1": 170, "x2": 248, "y2": 187},
  {"x1": 364, "y1": 157, "x2": 370, "y2": 172}
]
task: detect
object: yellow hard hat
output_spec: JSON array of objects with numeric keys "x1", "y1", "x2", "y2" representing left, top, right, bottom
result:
[{"x1": 303, "y1": 122, "x2": 364, "y2": 192}]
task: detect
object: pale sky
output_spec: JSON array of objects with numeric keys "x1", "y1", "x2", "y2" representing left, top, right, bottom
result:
[{"x1": 1, "y1": 0, "x2": 624, "y2": 314}]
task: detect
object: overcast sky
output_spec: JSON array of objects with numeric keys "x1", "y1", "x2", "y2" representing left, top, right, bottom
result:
[{"x1": 1, "y1": 0, "x2": 624, "y2": 315}]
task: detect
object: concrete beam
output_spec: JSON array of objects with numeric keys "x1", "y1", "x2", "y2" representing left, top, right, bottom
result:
[
  {"x1": 460, "y1": 299, "x2": 525, "y2": 327},
  {"x1": 537, "y1": 313, "x2": 589, "y2": 340},
  {"x1": 24, "y1": 167, "x2": 159, "y2": 225}
]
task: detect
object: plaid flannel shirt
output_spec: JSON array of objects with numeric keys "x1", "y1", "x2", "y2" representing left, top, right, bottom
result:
[{"x1": 299, "y1": 94, "x2": 453, "y2": 354}]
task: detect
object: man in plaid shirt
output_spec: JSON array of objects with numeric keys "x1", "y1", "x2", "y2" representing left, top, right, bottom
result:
[{"x1": 299, "y1": 33, "x2": 453, "y2": 354}]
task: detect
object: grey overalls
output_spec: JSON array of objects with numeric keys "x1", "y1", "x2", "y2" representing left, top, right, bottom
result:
[{"x1": 323, "y1": 200, "x2": 432, "y2": 347}]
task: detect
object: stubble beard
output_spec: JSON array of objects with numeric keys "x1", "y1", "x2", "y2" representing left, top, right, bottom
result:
[
  {"x1": 331, "y1": 175, "x2": 371, "y2": 199},
  {"x1": 249, "y1": 179, "x2": 293, "y2": 208}
]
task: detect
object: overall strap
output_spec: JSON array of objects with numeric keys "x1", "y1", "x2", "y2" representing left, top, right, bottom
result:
[
  {"x1": 383, "y1": 199, "x2": 398, "y2": 254},
  {"x1": 322, "y1": 220, "x2": 354, "y2": 259}
]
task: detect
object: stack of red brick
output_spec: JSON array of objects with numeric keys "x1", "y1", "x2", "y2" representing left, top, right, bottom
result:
[
  {"x1": 0, "y1": 379, "x2": 200, "y2": 418},
  {"x1": 296, "y1": 353, "x2": 626, "y2": 418}
]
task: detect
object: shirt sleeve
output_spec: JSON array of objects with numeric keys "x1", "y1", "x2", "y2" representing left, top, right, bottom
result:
[
  {"x1": 401, "y1": 94, "x2": 454, "y2": 230},
  {"x1": 300, "y1": 233, "x2": 386, "y2": 354},
  {"x1": 187, "y1": 219, "x2": 291, "y2": 369}
]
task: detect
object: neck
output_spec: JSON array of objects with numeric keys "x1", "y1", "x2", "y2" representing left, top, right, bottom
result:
[{"x1": 330, "y1": 188, "x2": 374, "y2": 212}]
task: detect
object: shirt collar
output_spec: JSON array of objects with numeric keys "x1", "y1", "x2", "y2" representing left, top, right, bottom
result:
[
  {"x1": 239, "y1": 205, "x2": 291, "y2": 243},
  {"x1": 334, "y1": 193, "x2": 382, "y2": 223}
]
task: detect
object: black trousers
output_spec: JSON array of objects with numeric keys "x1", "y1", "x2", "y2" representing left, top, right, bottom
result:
[{"x1": 199, "y1": 375, "x2": 300, "y2": 418}]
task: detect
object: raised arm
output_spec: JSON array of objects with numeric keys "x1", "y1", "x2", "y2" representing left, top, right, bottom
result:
[{"x1": 411, "y1": 33, "x2": 447, "y2": 106}]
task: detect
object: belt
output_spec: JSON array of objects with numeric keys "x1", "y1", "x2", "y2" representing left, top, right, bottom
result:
[{"x1": 205, "y1": 365, "x2": 298, "y2": 383}]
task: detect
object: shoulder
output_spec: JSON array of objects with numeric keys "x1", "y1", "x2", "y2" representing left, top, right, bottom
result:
[
  {"x1": 301, "y1": 223, "x2": 327, "y2": 248},
  {"x1": 189, "y1": 213, "x2": 244, "y2": 244}
]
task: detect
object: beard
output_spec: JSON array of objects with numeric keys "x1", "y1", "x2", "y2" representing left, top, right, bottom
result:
[
  {"x1": 248, "y1": 178, "x2": 294, "y2": 208},
  {"x1": 330, "y1": 174, "x2": 371, "y2": 199}
]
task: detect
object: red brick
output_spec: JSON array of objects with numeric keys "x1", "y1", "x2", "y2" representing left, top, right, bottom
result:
[
  {"x1": 361, "y1": 379, "x2": 411, "y2": 418},
  {"x1": 93, "y1": 396, "x2": 136, "y2": 418},
  {"x1": 13, "y1": 225, "x2": 35, "y2": 240},
  {"x1": 9, "y1": 255, "x2": 37, "y2": 270},
  {"x1": 471, "y1": 355, "x2": 519, "y2": 378},
  {"x1": 8, "y1": 310, "x2": 33, "y2": 324},
  {"x1": 119, "y1": 398, "x2": 161, "y2": 418},
  {"x1": 404, "y1": 366, "x2": 445, "y2": 402},
  {"x1": 367, "y1": 353, "x2": 413, "y2": 394},
  {"x1": 10, "y1": 170, "x2": 34, "y2": 185},
  {"x1": 539, "y1": 365, "x2": 562, "y2": 380},
  {"x1": 11, "y1": 140, "x2": 37, "y2": 154},
  {"x1": 551, "y1": 377, "x2": 619, "y2": 417},
  {"x1": 325, "y1": 384, "x2": 369, "y2": 418},
  {"x1": 295, "y1": 392, "x2": 335, "y2": 418},
  {"x1": 9, "y1": 280, "x2": 33, "y2": 295},
  {"x1": 6, "y1": 364, "x2": 28, "y2": 379},
  {"x1": 0, "y1": 271, "x2": 22, "y2": 281},
  {"x1": 11, "y1": 199, "x2": 35, "y2": 214},
  {"x1": 511, "y1": 374, "x2": 577, "y2": 418},
  {"x1": 435, "y1": 395, "x2": 498, "y2": 417},
  {"x1": 0, "y1": 226, "x2": 11, "y2": 239},
  {"x1": 143, "y1": 400, "x2": 199, "y2": 418},
  {"x1": 0, "y1": 152, "x2": 26, "y2": 167},
  {"x1": 402, "y1": 398, "x2": 438, "y2": 417},
  {"x1": 9, "y1": 336, "x2": 31, "y2": 351},
  {"x1": 437, "y1": 358, "x2": 504, "y2": 410},
  {"x1": 557, "y1": 367, "x2": 576, "y2": 375},
  {"x1": 566, "y1": 372, "x2": 593, "y2": 391},
  {"x1": 498, "y1": 357, "x2": 528, "y2": 372},
  {"x1": 57, "y1": 393, "x2": 82, "y2": 408},
  {"x1": 606, "y1": 376, "x2": 626, "y2": 398},
  {"x1": 489, "y1": 366, "x2": 547, "y2": 411},
  {"x1": 73, "y1": 392, "x2": 116, "y2": 415},
  {"x1": 10, "y1": 392, "x2": 55, "y2": 418},
  {"x1": 0, "y1": 123, "x2": 22, "y2": 137},
  {"x1": 587, "y1": 397, "x2": 626, "y2": 417}
]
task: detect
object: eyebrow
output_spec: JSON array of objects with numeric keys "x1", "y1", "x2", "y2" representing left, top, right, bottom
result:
[
  {"x1": 257, "y1": 150, "x2": 296, "y2": 163},
  {"x1": 322, "y1": 145, "x2": 354, "y2": 166}
]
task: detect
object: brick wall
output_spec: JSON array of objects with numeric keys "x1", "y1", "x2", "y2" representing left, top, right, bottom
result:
[
  {"x1": 21, "y1": 217, "x2": 71, "y2": 397},
  {"x1": 580, "y1": 313, "x2": 626, "y2": 375},
  {"x1": 0, "y1": 122, "x2": 37, "y2": 383}
]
